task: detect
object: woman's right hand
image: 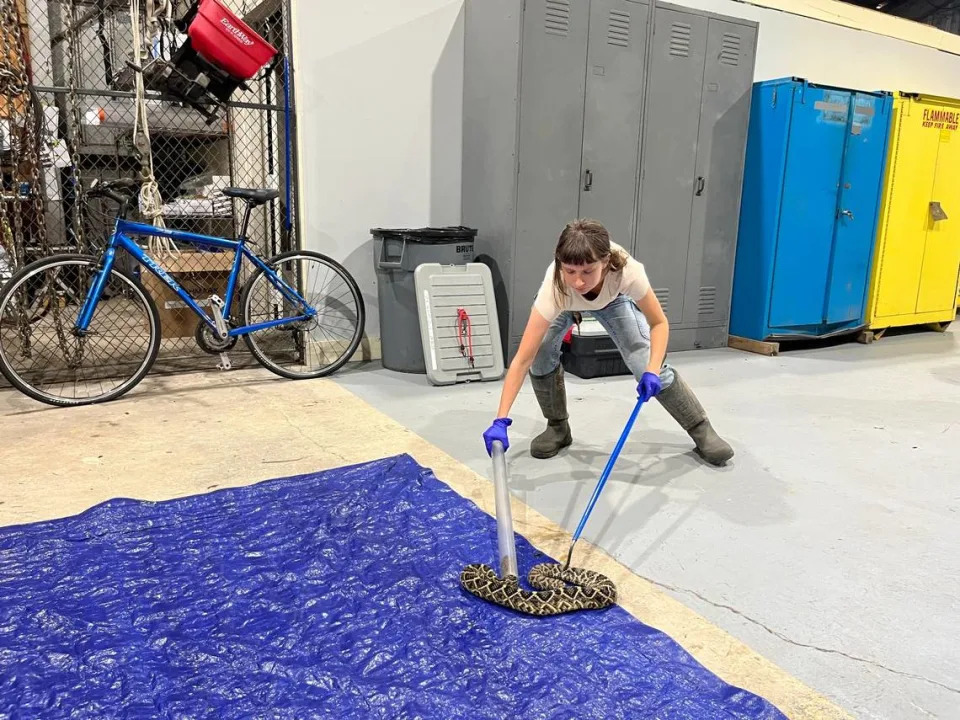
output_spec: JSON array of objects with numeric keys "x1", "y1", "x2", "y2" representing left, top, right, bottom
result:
[{"x1": 482, "y1": 418, "x2": 512, "y2": 455}]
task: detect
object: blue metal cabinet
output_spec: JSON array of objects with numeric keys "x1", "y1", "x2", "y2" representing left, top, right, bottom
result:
[{"x1": 730, "y1": 78, "x2": 893, "y2": 342}]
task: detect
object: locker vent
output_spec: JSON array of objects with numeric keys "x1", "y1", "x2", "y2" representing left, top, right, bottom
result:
[
  {"x1": 698, "y1": 286, "x2": 717, "y2": 315},
  {"x1": 719, "y1": 33, "x2": 741, "y2": 65},
  {"x1": 654, "y1": 288, "x2": 670, "y2": 313},
  {"x1": 607, "y1": 10, "x2": 630, "y2": 47},
  {"x1": 669, "y1": 23, "x2": 692, "y2": 57},
  {"x1": 545, "y1": 0, "x2": 571, "y2": 37}
]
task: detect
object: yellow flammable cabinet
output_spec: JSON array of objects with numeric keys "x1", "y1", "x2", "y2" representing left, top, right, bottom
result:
[{"x1": 867, "y1": 93, "x2": 960, "y2": 333}]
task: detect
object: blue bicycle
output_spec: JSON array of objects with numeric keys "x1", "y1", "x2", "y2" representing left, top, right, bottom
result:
[{"x1": 0, "y1": 179, "x2": 365, "y2": 406}]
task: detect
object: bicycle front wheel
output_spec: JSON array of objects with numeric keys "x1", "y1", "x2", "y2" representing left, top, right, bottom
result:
[
  {"x1": 241, "y1": 250, "x2": 364, "y2": 380},
  {"x1": 0, "y1": 273, "x2": 53, "y2": 327},
  {"x1": 0, "y1": 254, "x2": 160, "y2": 406}
]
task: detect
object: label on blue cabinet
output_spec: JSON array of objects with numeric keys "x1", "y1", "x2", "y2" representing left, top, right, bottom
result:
[
  {"x1": 853, "y1": 96, "x2": 876, "y2": 129},
  {"x1": 815, "y1": 92, "x2": 849, "y2": 125}
]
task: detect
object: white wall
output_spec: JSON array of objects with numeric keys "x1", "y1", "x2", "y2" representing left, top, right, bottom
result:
[
  {"x1": 681, "y1": 0, "x2": 960, "y2": 96},
  {"x1": 291, "y1": 0, "x2": 464, "y2": 341},
  {"x1": 291, "y1": 0, "x2": 960, "y2": 341}
]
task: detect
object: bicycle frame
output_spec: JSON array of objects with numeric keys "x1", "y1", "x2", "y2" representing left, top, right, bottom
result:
[{"x1": 76, "y1": 219, "x2": 314, "y2": 336}]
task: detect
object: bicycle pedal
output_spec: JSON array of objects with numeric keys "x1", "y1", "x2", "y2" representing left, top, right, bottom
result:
[{"x1": 217, "y1": 353, "x2": 232, "y2": 371}]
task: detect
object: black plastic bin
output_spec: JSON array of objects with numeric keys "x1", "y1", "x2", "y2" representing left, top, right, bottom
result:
[
  {"x1": 372, "y1": 226, "x2": 477, "y2": 373},
  {"x1": 561, "y1": 325, "x2": 631, "y2": 379}
]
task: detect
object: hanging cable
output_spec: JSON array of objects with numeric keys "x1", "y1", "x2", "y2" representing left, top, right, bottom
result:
[
  {"x1": 97, "y1": 0, "x2": 114, "y2": 88},
  {"x1": 146, "y1": 0, "x2": 173, "y2": 58}
]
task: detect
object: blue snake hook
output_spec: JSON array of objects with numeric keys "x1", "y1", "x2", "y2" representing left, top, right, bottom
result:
[{"x1": 564, "y1": 395, "x2": 646, "y2": 570}]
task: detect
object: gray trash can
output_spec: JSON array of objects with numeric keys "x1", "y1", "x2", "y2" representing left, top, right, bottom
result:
[{"x1": 372, "y1": 226, "x2": 477, "y2": 373}]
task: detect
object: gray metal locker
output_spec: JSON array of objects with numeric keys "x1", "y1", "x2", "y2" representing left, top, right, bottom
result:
[
  {"x1": 512, "y1": 0, "x2": 591, "y2": 346},
  {"x1": 462, "y1": 0, "x2": 757, "y2": 359},
  {"x1": 512, "y1": 0, "x2": 649, "y2": 349},
  {"x1": 635, "y1": 7, "x2": 757, "y2": 350},
  {"x1": 635, "y1": 7, "x2": 707, "y2": 327},
  {"x1": 579, "y1": 0, "x2": 650, "y2": 247}
]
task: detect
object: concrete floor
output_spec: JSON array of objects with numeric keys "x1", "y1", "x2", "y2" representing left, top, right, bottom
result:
[
  {"x1": 1, "y1": 365, "x2": 847, "y2": 719},
  {"x1": 335, "y1": 326, "x2": 960, "y2": 720}
]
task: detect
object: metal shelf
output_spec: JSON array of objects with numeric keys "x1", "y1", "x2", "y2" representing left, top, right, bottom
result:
[{"x1": 84, "y1": 96, "x2": 229, "y2": 140}]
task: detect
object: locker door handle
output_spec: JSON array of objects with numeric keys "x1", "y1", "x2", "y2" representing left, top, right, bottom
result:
[
  {"x1": 839, "y1": 209, "x2": 854, "y2": 220},
  {"x1": 583, "y1": 169, "x2": 593, "y2": 192},
  {"x1": 695, "y1": 177, "x2": 705, "y2": 196}
]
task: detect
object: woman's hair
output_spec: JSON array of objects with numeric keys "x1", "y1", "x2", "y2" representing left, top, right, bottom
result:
[{"x1": 552, "y1": 219, "x2": 627, "y2": 306}]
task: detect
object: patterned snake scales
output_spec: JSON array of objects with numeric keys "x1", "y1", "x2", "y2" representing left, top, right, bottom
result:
[{"x1": 460, "y1": 562, "x2": 617, "y2": 616}]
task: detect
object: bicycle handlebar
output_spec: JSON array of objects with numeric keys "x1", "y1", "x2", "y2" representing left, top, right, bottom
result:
[{"x1": 87, "y1": 179, "x2": 141, "y2": 206}]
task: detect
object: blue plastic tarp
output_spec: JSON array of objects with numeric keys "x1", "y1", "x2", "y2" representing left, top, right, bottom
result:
[{"x1": 0, "y1": 454, "x2": 787, "y2": 719}]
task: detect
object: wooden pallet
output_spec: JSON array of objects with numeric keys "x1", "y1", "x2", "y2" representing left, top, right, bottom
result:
[
  {"x1": 858, "y1": 321, "x2": 952, "y2": 344},
  {"x1": 728, "y1": 335, "x2": 779, "y2": 357},
  {"x1": 856, "y1": 328, "x2": 886, "y2": 344}
]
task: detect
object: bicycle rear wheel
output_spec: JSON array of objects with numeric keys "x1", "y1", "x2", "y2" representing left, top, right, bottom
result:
[
  {"x1": 241, "y1": 250, "x2": 364, "y2": 379},
  {"x1": 0, "y1": 254, "x2": 160, "y2": 406}
]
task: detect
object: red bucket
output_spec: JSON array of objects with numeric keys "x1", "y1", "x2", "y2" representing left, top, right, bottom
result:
[{"x1": 188, "y1": 0, "x2": 278, "y2": 81}]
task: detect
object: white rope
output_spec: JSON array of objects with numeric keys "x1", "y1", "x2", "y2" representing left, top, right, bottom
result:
[{"x1": 130, "y1": 0, "x2": 177, "y2": 255}]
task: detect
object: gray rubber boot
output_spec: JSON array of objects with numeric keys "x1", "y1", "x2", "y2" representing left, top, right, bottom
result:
[
  {"x1": 656, "y1": 370, "x2": 734, "y2": 466},
  {"x1": 529, "y1": 366, "x2": 573, "y2": 459}
]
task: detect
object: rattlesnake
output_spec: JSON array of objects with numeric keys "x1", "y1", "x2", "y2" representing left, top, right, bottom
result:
[{"x1": 460, "y1": 562, "x2": 617, "y2": 616}]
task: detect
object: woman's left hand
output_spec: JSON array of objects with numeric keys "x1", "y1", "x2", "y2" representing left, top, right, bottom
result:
[{"x1": 637, "y1": 372, "x2": 662, "y2": 403}]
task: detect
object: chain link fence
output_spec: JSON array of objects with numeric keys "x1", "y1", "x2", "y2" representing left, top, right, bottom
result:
[{"x1": 0, "y1": 0, "x2": 298, "y2": 376}]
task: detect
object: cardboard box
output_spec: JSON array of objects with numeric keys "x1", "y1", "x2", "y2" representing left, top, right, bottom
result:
[
  {"x1": 0, "y1": 0, "x2": 29, "y2": 120},
  {"x1": 141, "y1": 250, "x2": 236, "y2": 339}
]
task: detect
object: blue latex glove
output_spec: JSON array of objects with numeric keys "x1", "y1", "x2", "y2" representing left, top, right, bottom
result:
[
  {"x1": 637, "y1": 372, "x2": 662, "y2": 403},
  {"x1": 483, "y1": 418, "x2": 512, "y2": 456}
]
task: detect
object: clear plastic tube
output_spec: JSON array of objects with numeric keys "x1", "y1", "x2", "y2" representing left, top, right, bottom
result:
[{"x1": 490, "y1": 441, "x2": 518, "y2": 579}]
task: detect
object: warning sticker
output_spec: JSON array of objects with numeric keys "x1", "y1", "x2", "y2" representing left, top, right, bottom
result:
[
  {"x1": 815, "y1": 92, "x2": 849, "y2": 125},
  {"x1": 853, "y1": 96, "x2": 875, "y2": 129},
  {"x1": 922, "y1": 108, "x2": 959, "y2": 131}
]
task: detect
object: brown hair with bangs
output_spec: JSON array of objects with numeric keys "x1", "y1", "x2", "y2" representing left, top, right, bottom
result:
[{"x1": 552, "y1": 219, "x2": 627, "y2": 306}]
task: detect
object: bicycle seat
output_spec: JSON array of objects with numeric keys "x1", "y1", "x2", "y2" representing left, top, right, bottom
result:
[{"x1": 221, "y1": 187, "x2": 279, "y2": 206}]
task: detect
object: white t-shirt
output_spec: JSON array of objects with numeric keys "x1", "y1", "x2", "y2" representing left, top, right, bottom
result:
[{"x1": 532, "y1": 242, "x2": 651, "y2": 323}]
